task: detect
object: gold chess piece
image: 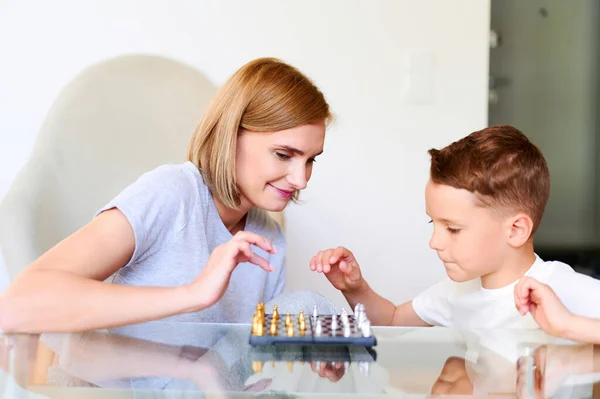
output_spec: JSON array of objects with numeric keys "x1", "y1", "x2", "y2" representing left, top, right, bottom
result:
[
  {"x1": 299, "y1": 319, "x2": 306, "y2": 332},
  {"x1": 285, "y1": 312, "x2": 292, "y2": 327},
  {"x1": 252, "y1": 361, "x2": 263, "y2": 373},
  {"x1": 253, "y1": 316, "x2": 265, "y2": 336},
  {"x1": 270, "y1": 319, "x2": 278, "y2": 336},
  {"x1": 298, "y1": 310, "x2": 305, "y2": 325},
  {"x1": 273, "y1": 305, "x2": 280, "y2": 320},
  {"x1": 286, "y1": 324, "x2": 294, "y2": 337}
]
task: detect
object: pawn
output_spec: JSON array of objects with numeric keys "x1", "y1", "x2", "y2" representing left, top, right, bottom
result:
[
  {"x1": 298, "y1": 309, "x2": 305, "y2": 322},
  {"x1": 299, "y1": 319, "x2": 306, "y2": 332},
  {"x1": 285, "y1": 312, "x2": 292, "y2": 327},
  {"x1": 273, "y1": 305, "x2": 280, "y2": 320},
  {"x1": 315, "y1": 319, "x2": 323, "y2": 336},
  {"x1": 255, "y1": 321, "x2": 265, "y2": 336},
  {"x1": 270, "y1": 320, "x2": 278, "y2": 336},
  {"x1": 331, "y1": 315, "x2": 338, "y2": 330},
  {"x1": 312, "y1": 305, "x2": 318, "y2": 319},
  {"x1": 286, "y1": 324, "x2": 294, "y2": 337}
]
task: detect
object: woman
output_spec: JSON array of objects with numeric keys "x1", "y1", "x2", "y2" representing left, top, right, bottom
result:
[{"x1": 0, "y1": 57, "x2": 332, "y2": 332}]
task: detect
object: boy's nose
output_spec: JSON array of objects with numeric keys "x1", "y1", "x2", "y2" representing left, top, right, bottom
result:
[{"x1": 429, "y1": 231, "x2": 444, "y2": 251}]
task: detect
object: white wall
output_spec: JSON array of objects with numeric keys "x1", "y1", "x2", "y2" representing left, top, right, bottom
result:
[{"x1": 0, "y1": 0, "x2": 490, "y2": 309}]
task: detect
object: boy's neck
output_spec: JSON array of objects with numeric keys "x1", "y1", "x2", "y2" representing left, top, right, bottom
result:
[{"x1": 480, "y1": 242, "x2": 536, "y2": 289}]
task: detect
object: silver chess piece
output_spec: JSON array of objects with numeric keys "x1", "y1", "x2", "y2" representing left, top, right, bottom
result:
[
  {"x1": 343, "y1": 323, "x2": 351, "y2": 337},
  {"x1": 315, "y1": 318, "x2": 323, "y2": 336},
  {"x1": 331, "y1": 315, "x2": 338, "y2": 331},
  {"x1": 360, "y1": 319, "x2": 372, "y2": 337},
  {"x1": 341, "y1": 308, "x2": 349, "y2": 325},
  {"x1": 312, "y1": 305, "x2": 318, "y2": 320}
]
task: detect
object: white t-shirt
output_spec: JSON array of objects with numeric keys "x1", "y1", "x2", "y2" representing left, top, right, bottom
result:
[{"x1": 412, "y1": 255, "x2": 600, "y2": 329}]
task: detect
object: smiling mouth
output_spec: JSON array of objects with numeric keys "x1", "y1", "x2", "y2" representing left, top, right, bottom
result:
[{"x1": 269, "y1": 184, "x2": 294, "y2": 198}]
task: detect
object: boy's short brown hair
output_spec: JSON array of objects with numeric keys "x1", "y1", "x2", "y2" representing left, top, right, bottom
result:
[{"x1": 428, "y1": 125, "x2": 550, "y2": 235}]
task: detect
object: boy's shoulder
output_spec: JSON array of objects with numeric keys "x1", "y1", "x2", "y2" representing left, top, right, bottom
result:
[{"x1": 527, "y1": 256, "x2": 575, "y2": 283}]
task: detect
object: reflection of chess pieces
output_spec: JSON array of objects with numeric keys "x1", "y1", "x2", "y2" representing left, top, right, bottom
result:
[
  {"x1": 273, "y1": 305, "x2": 279, "y2": 320},
  {"x1": 252, "y1": 361, "x2": 263, "y2": 373},
  {"x1": 288, "y1": 361, "x2": 293, "y2": 371},
  {"x1": 285, "y1": 312, "x2": 292, "y2": 327},
  {"x1": 286, "y1": 324, "x2": 294, "y2": 337}
]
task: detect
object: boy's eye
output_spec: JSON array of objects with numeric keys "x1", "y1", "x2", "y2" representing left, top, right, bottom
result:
[
  {"x1": 447, "y1": 227, "x2": 460, "y2": 234},
  {"x1": 275, "y1": 152, "x2": 291, "y2": 160}
]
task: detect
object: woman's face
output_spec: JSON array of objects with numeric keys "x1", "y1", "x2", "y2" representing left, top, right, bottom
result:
[{"x1": 235, "y1": 120, "x2": 326, "y2": 212}]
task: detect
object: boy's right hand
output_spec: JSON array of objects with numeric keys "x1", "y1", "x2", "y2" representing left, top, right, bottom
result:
[{"x1": 309, "y1": 246, "x2": 364, "y2": 293}]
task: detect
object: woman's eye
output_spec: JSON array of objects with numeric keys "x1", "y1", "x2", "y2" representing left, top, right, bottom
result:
[{"x1": 275, "y1": 152, "x2": 291, "y2": 160}]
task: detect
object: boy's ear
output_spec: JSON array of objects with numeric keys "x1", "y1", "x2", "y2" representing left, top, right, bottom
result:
[{"x1": 507, "y1": 213, "x2": 534, "y2": 247}]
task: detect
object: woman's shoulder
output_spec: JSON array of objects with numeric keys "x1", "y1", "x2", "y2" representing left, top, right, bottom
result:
[{"x1": 136, "y1": 162, "x2": 205, "y2": 191}]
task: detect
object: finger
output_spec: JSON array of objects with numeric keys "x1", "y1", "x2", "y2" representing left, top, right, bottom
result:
[
  {"x1": 233, "y1": 231, "x2": 276, "y2": 254},
  {"x1": 340, "y1": 260, "x2": 361, "y2": 281},
  {"x1": 330, "y1": 246, "x2": 350, "y2": 264},
  {"x1": 309, "y1": 256, "x2": 317, "y2": 271},
  {"x1": 314, "y1": 250, "x2": 325, "y2": 273},
  {"x1": 236, "y1": 241, "x2": 273, "y2": 272},
  {"x1": 322, "y1": 249, "x2": 335, "y2": 273}
]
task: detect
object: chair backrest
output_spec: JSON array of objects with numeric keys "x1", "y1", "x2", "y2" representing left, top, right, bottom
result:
[{"x1": 0, "y1": 55, "x2": 217, "y2": 280}]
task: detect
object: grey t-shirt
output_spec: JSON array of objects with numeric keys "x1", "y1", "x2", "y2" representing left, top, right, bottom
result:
[{"x1": 98, "y1": 162, "x2": 286, "y2": 323}]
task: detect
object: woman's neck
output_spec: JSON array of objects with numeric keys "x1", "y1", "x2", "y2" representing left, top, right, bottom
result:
[{"x1": 213, "y1": 197, "x2": 252, "y2": 235}]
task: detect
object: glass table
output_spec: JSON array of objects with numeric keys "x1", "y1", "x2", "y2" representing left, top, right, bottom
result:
[{"x1": 1, "y1": 322, "x2": 599, "y2": 398}]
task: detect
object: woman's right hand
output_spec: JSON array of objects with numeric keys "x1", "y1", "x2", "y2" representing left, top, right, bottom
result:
[
  {"x1": 309, "y1": 246, "x2": 364, "y2": 293},
  {"x1": 190, "y1": 231, "x2": 277, "y2": 309}
]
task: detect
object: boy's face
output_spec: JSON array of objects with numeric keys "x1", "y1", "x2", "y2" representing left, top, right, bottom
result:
[{"x1": 425, "y1": 180, "x2": 510, "y2": 282}]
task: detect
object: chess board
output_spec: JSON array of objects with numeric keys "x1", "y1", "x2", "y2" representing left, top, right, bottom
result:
[{"x1": 249, "y1": 314, "x2": 377, "y2": 347}]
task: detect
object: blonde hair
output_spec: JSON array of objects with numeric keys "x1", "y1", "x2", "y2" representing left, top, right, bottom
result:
[{"x1": 188, "y1": 57, "x2": 332, "y2": 208}]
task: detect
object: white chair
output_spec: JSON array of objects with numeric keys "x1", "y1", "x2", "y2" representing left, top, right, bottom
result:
[{"x1": 0, "y1": 54, "x2": 217, "y2": 281}]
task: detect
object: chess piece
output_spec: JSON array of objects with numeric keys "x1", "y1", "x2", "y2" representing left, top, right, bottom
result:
[
  {"x1": 312, "y1": 305, "x2": 318, "y2": 320},
  {"x1": 285, "y1": 312, "x2": 292, "y2": 327},
  {"x1": 299, "y1": 319, "x2": 306, "y2": 332},
  {"x1": 343, "y1": 323, "x2": 351, "y2": 337},
  {"x1": 273, "y1": 305, "x2": 279, "y2": 320},
  {"x1": 298, "y1": 310, "x2": 305, "y2": 323},
  {"x1": 315, "y1": 319, "x2": 323, "y2": 336},
  {"x1": 270, "y1": 319, "x2": 278, "y2": 336},
  {"x1": 361, "y1": 320, "x2": 372, "y2": 337},
  {"x1": 331, "y1": 315, "x2": 338, "y2": 331},
  {"x1": 341, "y1": 308, "x2": 349, "y2": 325},
  {"x1": 286, "y1": 324, "x2": 294, "y2": 337}
]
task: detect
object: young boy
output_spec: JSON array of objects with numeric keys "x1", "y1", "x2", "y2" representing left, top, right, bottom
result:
[{"x1": 310, "y1": 125, "x2": 600, "y2": 328}]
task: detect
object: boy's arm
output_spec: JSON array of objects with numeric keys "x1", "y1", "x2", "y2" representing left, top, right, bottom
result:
[
  {"x1": 565, "y1": 316, "x2": 600, "y2": 344},
  {"x1": 343, "y1": 280, "x2": 431, "y2": 326},
  {"x1": 309, "y1": 246, "x2": 432, "y2": 327}
]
